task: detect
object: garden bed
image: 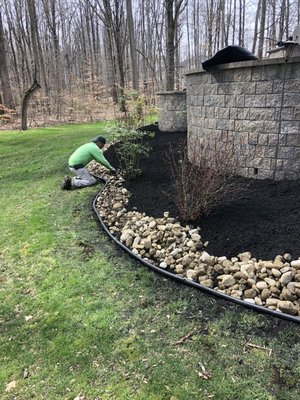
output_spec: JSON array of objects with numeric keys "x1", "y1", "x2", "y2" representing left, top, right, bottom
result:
[
  {"x1": 105, "y1": 124, "x2": 300, "y2": 261},
  {"x1": 91, "y1": 124, "x2": 300, "y2": 320}
]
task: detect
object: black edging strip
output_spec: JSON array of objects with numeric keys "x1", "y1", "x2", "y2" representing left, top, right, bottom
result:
[{"x1": 92, "y1": 178, "x2": 300, "y2": 324}]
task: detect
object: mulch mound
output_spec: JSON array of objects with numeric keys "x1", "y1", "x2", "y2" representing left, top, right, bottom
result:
[{"x1": 105, "y1": 124, "x2": 300, "y2": 261}]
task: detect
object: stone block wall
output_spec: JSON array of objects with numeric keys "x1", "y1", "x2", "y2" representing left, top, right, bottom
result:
[
  {"x1": 157, "y1": 91, "x2": 187, "y2": 132},
  {"x1": 185, "y1": 57, "x2": 300, "y2": 180}
]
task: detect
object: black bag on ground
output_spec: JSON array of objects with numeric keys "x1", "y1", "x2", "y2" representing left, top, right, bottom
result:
[{"x1": 202, "y1": 45, "x2": 258, "y2": 71}]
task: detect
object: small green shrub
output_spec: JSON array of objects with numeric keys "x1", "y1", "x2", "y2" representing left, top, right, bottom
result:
[
  {"x1": 107, "y1": 125, "x2": 154, "y2": 179},
  {"x1": 116, "y1": 88, "x2": 156, "y2": 129}
]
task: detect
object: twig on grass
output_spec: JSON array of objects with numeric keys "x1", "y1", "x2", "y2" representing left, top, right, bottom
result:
[
  {"x1": 244, "y1": 341, "x2": 273, "y2": 356},
  {"x1": 173, "y1": 330, "x2": 195, "y2": 345}
]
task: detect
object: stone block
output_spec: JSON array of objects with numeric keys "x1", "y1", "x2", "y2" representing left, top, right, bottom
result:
[
  {"x1": 251, "y1": 68, "x2": 261, "y2": 81},
  {"x1": 218, "y1": 107, "x2": 230, "y2": 119},
  {"x1": 265, "y1": 94, "x2": 282, "y2": 107},
  {"x1": 282, "y1": 158, "x2": 300, "y2": 172},
  {"x1": 258, "y1": 134, "x2": 268, "y2": 145},
  {"x1": 284, "y1": 170, "x2": 300, "y2": 179},
  {"x1": 261, "y1": 65, "x2": 285, "y2": 80},
  {"x1": 248, "y1": 157, "x2": 271, "y2": 169},
  {"x1": 225, "y1": 94, "x2": 237, "y2": 107},
  {"x1": 248, "y1": 132, "x2": 258, "y2": 145},
  {"x1": 284, "y1": 80, "x2": 300, "y2": 93},
  {"x1": 217, "y1": 83, "x2": 230, "y2": 94},
  {"x1": 286, "y1": 134, "x2": 300, "y2": 146},
  {"x1": 265, "y1": 120, "x2": 279, "y2": 132},
  {"x1": 245, "y1": 94, "x2": 266, "y2": 108},
  {"x1": 284, "y1": 93, "x2": 300, "y2": 107},
  {"x1": 216, "y1": 119, "x2": 234, "y2": 130},
  {"x1": 281, "y1": 121, "x2": 300, "y2": 134},
  {"x1": 229, "y1": 108, "x2": 238, "y2": 119},
  {"x1": 281, "y1": 107, "x2": 295, "y2": 121},
  {"x1": 265, "y1": 146, "x2": 276, "y2": 157},
  {"x1": 274, "y1": 170, "x2": 285, "y2": 180},
  {"x1": 255, "y1": 146, "x2": 266, "y2": 157},
  {"x1": 233, "y1": 69, "x2": 252, "y2": 82},
  {"x1": 204, "y1": 95, "x2": 225, "y2": 107},
  {"x1": 272, "y1": 80, "x2": 284, "y2": 93},
  {"x1": 270, "y1": 158, "x2": 283, "y2": 170},
  {"x1": 268, "y1": 134, "x2": 286, "y2": 146},
  {"x1": 237, "y1": 108, "x2": 250, "y2": 119},
  {"x1": 256, "y1": 81, "x2": 273, "y2": 94},
  {"x1": 249, "y1": 108, "x2": 275, "y2": 121},
  {"x1": 258, "y1": 169, "x2": 275, "y2": 179},
  {"x1": 277, "y1": 146, "x2": 295, "y2": 159},
  {"x1": 230, "y1": 82, "x2": 256, "y2": 94}
]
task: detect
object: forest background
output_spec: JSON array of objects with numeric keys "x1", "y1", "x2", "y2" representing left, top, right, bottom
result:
[{"x1": 0, "y1": 0, "x2": 300, "y2": 130}]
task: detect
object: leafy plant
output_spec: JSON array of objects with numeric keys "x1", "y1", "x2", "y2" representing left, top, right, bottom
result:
[
  {"x1": 107, "y1": 125, "x2": 154, "y2": 179},
  {"x1": 116, "y1": 87, "x2": 154, "y2": 130}
]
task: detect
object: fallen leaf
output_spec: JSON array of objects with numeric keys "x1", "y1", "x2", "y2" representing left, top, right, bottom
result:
[
  {"x1": 5, "y1": 380, "x2": 17, "y2": 392},
  {"x1": 198, "y1": 370, "x2": 212, "y2": 380},
  {"x1": 197, "y1": 362, "x2": 212, "y2": 380}
]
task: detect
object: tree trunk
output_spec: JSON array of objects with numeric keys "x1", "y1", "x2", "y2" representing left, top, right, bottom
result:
[
  {"x1": 257, "y1": 0, "x2": 266, "y2": 58},
  {"x1": 126, "y1": 0, "x2": 139, "y2": 90},
  {"x1": 252, "y1": 0, "x2": 261, "y2": 55},
  {"x1": 165, "y1": 0, "x2": 175, "y2": 91},
  {"x1": 21, "y1": 77, "x2": 40, "y2": 130},
  {"x1": 21, "y1": 0, "x2": 42, "y2": 130},
  {"x1": 0, "y1": 11, "x2": 14, "y2": 109}
]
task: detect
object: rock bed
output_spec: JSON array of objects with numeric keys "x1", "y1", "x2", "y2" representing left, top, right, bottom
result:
[{"x1": 90, "y1": 162, "x2": 300, "y2": 318}]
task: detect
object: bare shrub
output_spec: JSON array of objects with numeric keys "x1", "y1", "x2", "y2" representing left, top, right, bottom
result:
[
  {"x1": 0, "y1": 104, "x2": 17, "y2": 125},
  {"x1": 167, "y1": 136, "x2": 242, "y2": 222}
]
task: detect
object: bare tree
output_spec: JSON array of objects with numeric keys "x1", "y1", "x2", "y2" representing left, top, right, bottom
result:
[
  {"x1": 0, "y1": 10, "x2": 14, "y2": 109},
  {"x1": 165, "y1": 0, "x2": 186, "y2": 91},
  {"x1": 257, "y1": 0, "x2": 267, "y2": 58},
  {"x1": 21, "y1": 0, "x2": 42, "y2": 130},
  {"x1": 126, "y1": 0, "x2": 139, "y2": 90},
  {"x1": 0, "y1": 0, "x2": 298, "y2": 126}
]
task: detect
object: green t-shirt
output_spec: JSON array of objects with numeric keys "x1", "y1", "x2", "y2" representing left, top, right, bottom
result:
[{"x1": 68, "y1": 142, "x2": 114, "y2": 170}]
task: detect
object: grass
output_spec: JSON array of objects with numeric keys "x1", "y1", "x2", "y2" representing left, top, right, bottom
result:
[{"x1": 0, "y1": 121, "x2": 299, "y2": 400}]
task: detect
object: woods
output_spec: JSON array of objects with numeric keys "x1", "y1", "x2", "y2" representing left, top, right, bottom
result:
[{"x1": 0, "y1": 0, "x2": 299, "y2": 128}]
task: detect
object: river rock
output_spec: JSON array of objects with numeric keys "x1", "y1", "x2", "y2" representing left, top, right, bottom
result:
[
  {"x1": 238, "y1": 252, "x2": 251, "y2": 261},
  {"x1": 261, "y1": 288, "x2": 272, "y2": 300},
  {"x1": 233, "y1": 271, "x2": 248, "y2": 280},
  {"x1": 271, "y1": 268, "x2": 281, "y2": 278},
  {"x1": 221, "y1": 275, "x2": 236, "y2": 287},
  {"x1": 280, "y1": 271, "x2": 294, "y2": 286},
  {"x1": 244, "y1": 288, "x2": 257, "y2": 298},
  {"x1": 256, "y1": 281, "x2": 268, "y2": 290},
  {"x1": 280, "y1": 287, "x2": 297, "y2": 301},
  {"x1": 291, "y1": 260, "x2": 300, "y2": 268},
  {"x1": 277, "y1": 301, "x2": 298, "y2": 316}
]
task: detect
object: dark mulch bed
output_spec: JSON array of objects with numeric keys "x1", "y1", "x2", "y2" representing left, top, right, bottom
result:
[{"x1": 105, "y1": 124, "x2": 300, "y2": 261}]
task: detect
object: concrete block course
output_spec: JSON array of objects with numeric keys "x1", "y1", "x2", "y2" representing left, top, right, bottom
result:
[
  {"x1": 157, "y1": 57, "x2": 300, "y2": 180},
  {"x1": 184, "y1": 57, "x2": 300, "y2": 180},
  {"x1": 157, "y1": 91, "x2": 187, "y2": 132}
]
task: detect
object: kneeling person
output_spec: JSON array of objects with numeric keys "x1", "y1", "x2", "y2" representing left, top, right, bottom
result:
[{"x1": 61, "y1": 135, "x2": 116, "y2": 190}]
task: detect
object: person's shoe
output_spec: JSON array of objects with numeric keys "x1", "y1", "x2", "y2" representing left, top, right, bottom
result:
[{"x1": 61, "y1": 176, "x2": 72, "y2": 190}]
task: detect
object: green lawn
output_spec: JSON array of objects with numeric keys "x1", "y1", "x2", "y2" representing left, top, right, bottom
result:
[{"x1": 0, "y1": 122, "x2": 299, "y2": 400}]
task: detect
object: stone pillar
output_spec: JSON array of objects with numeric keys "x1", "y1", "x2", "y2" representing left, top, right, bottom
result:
[
  {"x1": 156, "y1": 91, "x2": 187, "y2": 132},
  {"x1": 185, "y1": 56, "x2": 300, "y2": 180}
]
